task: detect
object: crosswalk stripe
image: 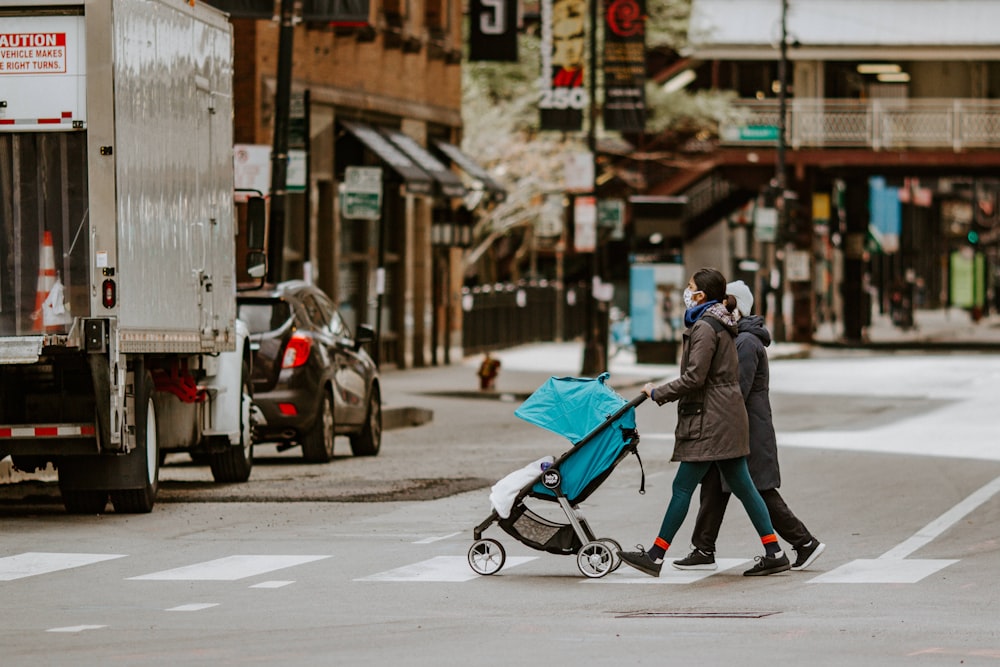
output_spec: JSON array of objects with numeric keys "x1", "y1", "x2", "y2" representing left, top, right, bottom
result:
[
  {"x1": 358, "y1": 555, "x2": 537, "y2": 582},
  {"x1": 250, "y1": 580, "x2": 294, "y2": 589},
  {"x1": 166, "y1": 603, "x2": 220, "y2": 612},
  {"x1": 128, "y1": 555, "x2": 330, "y2": 581},
  {"x1": 0, "y1": 553, "x2": 126, "y2": 581},
  {"x1": 46, "y1": 625, "x2": 107, "y2": 633},
  {"x1": 583, "y1": 558, "x2": 751, "y2": 584},
  {"x1": 808, "y1": 558, "x2": 959, "y2": 584}
]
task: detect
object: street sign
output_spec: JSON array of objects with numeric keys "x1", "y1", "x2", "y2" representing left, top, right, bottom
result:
[
  {"x1": 342, "y1": 166, "x2": 382, "y2": 220},
  {"x1": 598, "y1": 198, "x2": 625, "y2": 240},
  {"x1": 754, "y1": 206, "x2": 778, "y2": 242}
]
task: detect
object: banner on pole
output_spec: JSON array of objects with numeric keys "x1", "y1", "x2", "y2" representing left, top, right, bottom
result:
[
  {"x1": 540, "y1": 0, "x2": 586, "y2": 131},
  {"x1": 602, "y1": 0, "x2": 646, "y2": 132}
]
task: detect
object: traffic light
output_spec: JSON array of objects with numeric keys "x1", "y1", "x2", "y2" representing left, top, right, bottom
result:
[{"x1": 967, "y1": 228, "x2": 980, "y2": 245}]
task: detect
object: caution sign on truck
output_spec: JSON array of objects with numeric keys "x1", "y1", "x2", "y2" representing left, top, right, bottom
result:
[
  {"x1": 0, "y1": 17, "x2": 85, "y2": 130},
  {"x1": 0, "y1": 32, "x2": 68, "y2": 73}
]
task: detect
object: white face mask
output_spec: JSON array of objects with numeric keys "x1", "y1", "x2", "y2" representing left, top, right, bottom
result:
[{"x1": 683, "y1": 288, "x2": 701, "y2": 309}]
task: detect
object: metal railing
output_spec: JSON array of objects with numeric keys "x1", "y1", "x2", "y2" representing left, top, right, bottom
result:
[
  {"x1": 720, "y1": 98, "x2": 1000, "y2": 151},
  {"x1": 461, "y1": 281, "x2": 590, "y2": 355}
]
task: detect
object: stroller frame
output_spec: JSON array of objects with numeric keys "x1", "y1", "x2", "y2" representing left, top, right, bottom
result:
[{"x1": 469, "y1": 393, "x2": 646, "y2": 578}]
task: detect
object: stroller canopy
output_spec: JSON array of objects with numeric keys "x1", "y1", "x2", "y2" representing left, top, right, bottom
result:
[
  {"x1": 515, "y1": 373, "x2": 633, "y2": 443},
  {"x1": 515, "y1": 373, "x2": 637, "y2": 504}
]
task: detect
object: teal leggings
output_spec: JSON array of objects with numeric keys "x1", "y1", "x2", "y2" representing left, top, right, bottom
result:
[{"x1": 657, "y1": 457, "x2": 775, "y2": 546}]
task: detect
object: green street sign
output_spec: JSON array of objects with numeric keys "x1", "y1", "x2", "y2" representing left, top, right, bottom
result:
[
  {"x1": 342, "y1": 192, "x2": 381, "y2": 220},
  {"x1": 342, "y1": 166, "x2": 382, "y2": 220},
  {"x1": 739, "y1": 125, "x2": 780, "y2": 141}
]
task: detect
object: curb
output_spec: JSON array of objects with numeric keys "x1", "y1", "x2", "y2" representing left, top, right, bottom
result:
[{"x1": 383, "y1": 406, "x2": 434, "y2": 431}]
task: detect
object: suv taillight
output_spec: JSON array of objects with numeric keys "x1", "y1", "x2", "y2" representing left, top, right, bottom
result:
[{"x1": 281, "y1": 333, "x2": 312, "y2": 369}]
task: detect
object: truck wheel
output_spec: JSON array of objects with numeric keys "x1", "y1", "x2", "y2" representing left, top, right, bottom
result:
[
  {"x1": 349, "y1": 384, "x2": 381, "y2": 457},
  {"x1": 61, "y1": 489, "x2": 109, "y2": 515},
  {"x1": 301, "y1": 388, "x2": 334, "y2": 463},
  {"x1": 210, "y1": 362, "x2": 254, "y2": 482},
  {"x1": 110, "y1": 371, "x2": 159, "y2": 513}
]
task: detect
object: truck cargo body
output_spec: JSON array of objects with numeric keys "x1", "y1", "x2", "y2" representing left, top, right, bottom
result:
[{"x1": 0, "y1": 0, "x2": 255, "y2": 512}]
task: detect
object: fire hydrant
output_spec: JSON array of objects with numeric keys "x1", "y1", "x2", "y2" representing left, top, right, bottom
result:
[{"x1": 478, "y1": 353, "x2": 501, "y2": 390}]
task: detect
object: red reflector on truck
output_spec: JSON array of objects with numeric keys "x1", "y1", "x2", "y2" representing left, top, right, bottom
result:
[
  {"x1": 102, "y1": 279, "x2": 116, "y2": 308},
  {"x1": 278, "y1": 403, "x2": 298, "y2": 416}
]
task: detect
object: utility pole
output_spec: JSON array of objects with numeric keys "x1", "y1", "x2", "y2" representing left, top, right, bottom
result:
[
  {"x1": 580, "y1": 0, "x2": 607, "y2": 376},
  {"x1": 266, "y1": 0, "x2": 297, "y2": 284},
  {"x1": 772, "y1": 0, "x2": 789, "y2": 342}
]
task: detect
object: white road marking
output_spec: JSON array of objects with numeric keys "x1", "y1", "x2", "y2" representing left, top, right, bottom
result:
[
  {"x1": 585, "y1": 558, "x2": 750, "y2": 584},
  {"x1": 412, "y1": 532, "x2": 461, "y2": 544},
  {"x1": 250, "y1": 580, "x2": 294, "y2": 589},
  {"x1": 358, "y1": 555, "x2": 537, "y2": 582},
  {"x1": 809, "y1": 558, "x2": 958, "y2": 584},
  {"x1": 881, "y1": 475, "x2": 1000, "y2": 559},
  {"x1": 810, "y1": 474, "x2": 1000, "y2": 584},
  {"x1": 128, "y1": 555, "x2": 330, "y2": 581},
  {"x1": 0, "y1": 553, "x2": 126, "y2": 581},
  {"x1": 166, "y1": 603, "x2": 220, "y2": 612},
  {"x1": 46, "y1": 625, "x2": 107, "y2": 633}
]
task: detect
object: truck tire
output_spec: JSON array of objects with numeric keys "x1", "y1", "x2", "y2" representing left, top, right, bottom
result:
[
  {"x1": 301, "y1": 388, "x2": 334, "y2": 463},
  {"x1": 110, "y1": 370, "x2": 159, "y2": 513},
  {"x1": 349, "y1": 384, "x2": 382, "y2": 457},
  {"x1": 210, "y1": 362, "x2": 254, "y2": 482}
]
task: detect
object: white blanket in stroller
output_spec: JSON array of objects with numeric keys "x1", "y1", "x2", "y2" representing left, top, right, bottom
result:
[{"x1": 489, "y1": 455, "x2": 555, "y2": 519}]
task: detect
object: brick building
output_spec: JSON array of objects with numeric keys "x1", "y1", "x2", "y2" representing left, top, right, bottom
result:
[{"x1": 224, "y1": 2, "x2": 491, "y2": 368}]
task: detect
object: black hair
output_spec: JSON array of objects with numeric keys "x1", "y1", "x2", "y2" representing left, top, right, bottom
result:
[{"x1": 693, "y1": 267, "x2": 737, "y2": 313}]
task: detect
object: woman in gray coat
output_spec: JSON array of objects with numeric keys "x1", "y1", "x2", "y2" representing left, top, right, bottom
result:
[
  {"x1": 618, "y1": 268, "x2": 791, "y2": 577},
  {"x1": 672, "y1": 280, "x2": 825, "y2": 572}
]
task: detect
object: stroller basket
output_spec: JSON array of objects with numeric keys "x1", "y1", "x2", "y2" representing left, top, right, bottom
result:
[{"x1": 499, "y1": 502, "x2": 580, "y2": 555}]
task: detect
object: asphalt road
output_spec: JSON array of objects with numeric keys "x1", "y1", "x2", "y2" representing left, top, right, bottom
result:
[{"x1": 0, "y1": 350, "x2": 998, "y2": 665}]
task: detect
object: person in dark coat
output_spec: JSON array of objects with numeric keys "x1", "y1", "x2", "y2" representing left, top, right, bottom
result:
[
  {"x1": 671, "y1": 280, "x2": 826, "y2": 572},
  {"x1": 617, "y1": 268, "x2": 791, "y2": 578}
]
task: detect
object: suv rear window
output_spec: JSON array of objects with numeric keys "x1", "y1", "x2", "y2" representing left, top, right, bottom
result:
[{"x1": 238, "y1": 300, "x2": 293, "y2": 334}]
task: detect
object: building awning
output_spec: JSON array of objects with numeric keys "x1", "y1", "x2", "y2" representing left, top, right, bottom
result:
[
  {"x1": 380, "y1": 129, "x2": 467, "y2": 199},
  {"x1": 339, "y1": 120, "x2": 434, "y2": 196},
  {"x1": 432, "y1": 140, "x2": 508, "y2": 203}
]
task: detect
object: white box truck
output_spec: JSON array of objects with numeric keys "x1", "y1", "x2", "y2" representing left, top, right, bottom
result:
[{"x1": 0, "y1": 0, "x2": 267, "y2": 512}]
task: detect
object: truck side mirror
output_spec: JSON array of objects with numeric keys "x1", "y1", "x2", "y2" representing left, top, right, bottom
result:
[{"x1": 246, "y1": 196, "x2": 266, "y2": 251}]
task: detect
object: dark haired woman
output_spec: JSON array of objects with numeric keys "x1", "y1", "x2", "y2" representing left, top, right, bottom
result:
[{"x1": 618, "y1": 268, "x2": 791, "y2": 577}]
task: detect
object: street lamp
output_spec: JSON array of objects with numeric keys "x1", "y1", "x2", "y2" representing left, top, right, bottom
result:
[
  {"x1": 771, "y1": 0, "x2": 789, "y2": 342},
  {"x1": 580, "y1": 0, "x2": 608, "y2": 376}
]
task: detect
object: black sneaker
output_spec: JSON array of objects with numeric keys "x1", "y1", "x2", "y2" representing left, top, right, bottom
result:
[
  {"x1": 617, "y1": 547, "x2": 663, "y2": 577},
  {"x1": 791, "y1": 540, "x2": 826, "y2": 571},
  {"x1": 672, "y1": 548, "x2": 718, "y2": 571},
  {"x1": 743, "y1": 553, "x2": 791, "y2": 576}
]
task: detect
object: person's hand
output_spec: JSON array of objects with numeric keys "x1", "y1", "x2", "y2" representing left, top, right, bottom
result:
[{"x1": 642, "y1": 382, "x2": 655, "y2": 398}]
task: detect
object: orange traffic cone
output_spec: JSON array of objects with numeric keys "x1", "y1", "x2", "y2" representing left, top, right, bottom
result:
[{"x1": 32, "y1": 231, "x2": 58, "y2": 332}]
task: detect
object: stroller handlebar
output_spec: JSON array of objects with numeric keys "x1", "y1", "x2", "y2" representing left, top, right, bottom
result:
[{"x1": 626, "y1": 393, "x2": 648, "y2": 409}]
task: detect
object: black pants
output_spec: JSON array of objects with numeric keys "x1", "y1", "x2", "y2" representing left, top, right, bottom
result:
[{"x1": 691, "y1": 463, "x2": 813, "y2": 552}]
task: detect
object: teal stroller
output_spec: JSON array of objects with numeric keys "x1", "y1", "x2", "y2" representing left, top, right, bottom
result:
[{"x1": 468, "y1": 373, "x2": 646, "y2": 578}]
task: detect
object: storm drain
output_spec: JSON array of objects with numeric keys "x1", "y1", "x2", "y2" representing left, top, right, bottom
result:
[{"x1": 615, "y1": 610, "x2": 781, "y2": 619}]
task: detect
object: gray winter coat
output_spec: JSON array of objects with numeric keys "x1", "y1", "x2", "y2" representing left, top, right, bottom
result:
[
  {"x1": 650, "y1": 304, "x2": 750, "y2": 462},
  {"x1": 735, "y1": 315, "x2": 781, "y2": 489}
]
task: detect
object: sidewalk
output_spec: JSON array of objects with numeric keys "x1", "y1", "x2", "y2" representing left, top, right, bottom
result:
[
  {"x1": 813, "y1": 306, "x2": 1000, "y2": 348},
  {"x1": 380, "y1": 336, "x2": 807, "y2": 429},
  {"x1": 381, "y1": 306, "x2": 1000, "y2": 430}
]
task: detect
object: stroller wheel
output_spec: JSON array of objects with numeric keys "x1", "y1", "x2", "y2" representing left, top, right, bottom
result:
[
  {"x1": 598, "y1": 538, "x2": 623, "y2": 572},
  {"x1": 468, "y1": 539, "x2": 506, "y2": 575},
  {"x1": 577, "y1": 541, "x2": 615, "y2": 578}
]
